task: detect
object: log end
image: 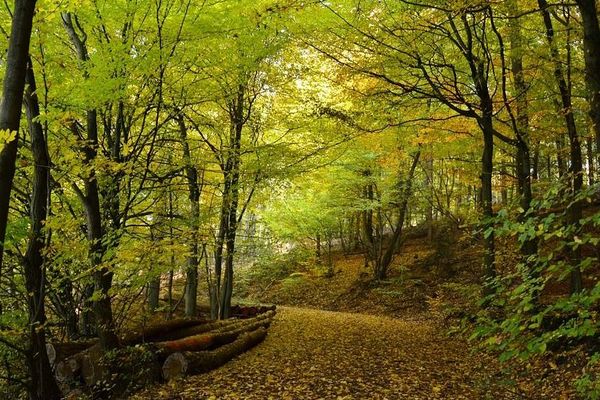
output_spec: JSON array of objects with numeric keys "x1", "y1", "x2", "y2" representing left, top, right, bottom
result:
[
  {"x1": 162, "y1": 352, "x2": 188, "y2": 381},
  {"x1": 46, "y1": 343, "x2": 57, "y2": 366}
]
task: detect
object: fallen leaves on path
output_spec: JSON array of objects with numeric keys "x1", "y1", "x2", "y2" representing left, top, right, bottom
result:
[{"x1": 131, "y1": 307, "x2": 521, "y2": 400}]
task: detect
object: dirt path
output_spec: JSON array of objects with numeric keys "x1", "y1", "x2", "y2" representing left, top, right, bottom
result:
[{"x1": 133, "y1": 307, "x2": 515, "y2": 400}]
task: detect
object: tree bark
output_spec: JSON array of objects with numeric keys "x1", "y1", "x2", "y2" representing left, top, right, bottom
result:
[
  {"x1": 218, "y1": 85, "x2": 245, "y2": 319},
  {"x1": 587, "y1": 136, "x2": 595, "y2": 185},
  {"x1": 575, "y1": 0, "x2": 600, "y2": 159},
  {"x1": 480, "y1": 94, "x2": 496, "y2": 294},
  {"x1": 0, "y1": 0, "x2": 37, "y2": 280},
  {"x1": 177, "y1": 115, "x2": 202, "y2": 317},
  {"x1": 507, "y1": 0, "x2": 538, "y2": 267},
  {"x1": 154, "y1": 315, "x2": 271, "y2": 354},
  {"x1": 23, "y1": 56, "x2": 63, "y2": 400}
]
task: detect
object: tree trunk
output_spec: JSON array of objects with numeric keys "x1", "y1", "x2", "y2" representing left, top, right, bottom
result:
[
  {"x1": 539, "y1": 0, "x2": 584, "y2": 293},
  {"x1": 532, "y1": 144, "x2": 540, "y2": 180},
  {"x1": 575, "y1": 0, "x2": 600, "y2": 160},
  {"x1": 378, "y1": 152, "x2": 421, "y2": 279},
  {"x1": 587, "y1": 136, "x2": 595, "y2": 185},
  {"x1": 480, "y1": 105, "x2": 496, "y2": 294},
  {"x1": 556, "y1": 137, "x2": 567, "y2": 177},
  {"x1": 362, "y1": 175, "x2": 375, "y2": 270},
  {"x1": 316, "y1": 233, "x2": 322, "y2": 262},
  {"x1": 0, "y1": 0, "x2": 37, "y2": 280},
  {"x1": 326, "y1": 234, "x2": 334, "y2": 277},
  {"x1": 424, "y1": 153, "x2": 434, "y2": 242},
  {"x1": 23, "y1": 56, "x2": 62, "y2": 400},
  {"x1": 508, "y1": 0, "x2": 538, "y2": 267},
  {"x1": 177, "y1": 115, "x2": 202, "y2": 318},
  {"x1": 148, "y1": 279, "x2": 160, "y2": 312},
  {"x1": 218, "y1": 85, "x2": 245, "y2": 320},
  {"x1": 79, "y1": 284, "x2": 95, "y2": 336}
]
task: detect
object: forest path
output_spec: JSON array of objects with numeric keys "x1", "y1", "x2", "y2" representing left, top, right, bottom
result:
[{"x1": 135, "y1": 307, "x2": 513, "y2": 400}]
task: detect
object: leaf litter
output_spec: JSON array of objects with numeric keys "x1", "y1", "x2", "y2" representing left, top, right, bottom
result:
[{"x1": 131, "y1": 306, "x2": 520, "y2": 399}]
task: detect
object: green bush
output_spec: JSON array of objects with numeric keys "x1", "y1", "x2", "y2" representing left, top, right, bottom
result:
[
  {"x1": 472, "y1": 181, "x2": 600, "y2": 396},
  {"x1": 246, "y1": 247, "x2": 311, "y2": 285}
]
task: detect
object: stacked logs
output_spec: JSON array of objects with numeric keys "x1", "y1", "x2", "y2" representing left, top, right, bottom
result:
[{"x1": 49, "y1": 305, "x2": 276, "y2": 391}]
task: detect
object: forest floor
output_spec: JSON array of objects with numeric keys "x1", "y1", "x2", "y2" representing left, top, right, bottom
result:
[
  {"x1": 134, "y1": 233, "x2": 582, "y2": 399},
  {"x1": 133, "y1": 306, "x2": 525, "y2": 400}
]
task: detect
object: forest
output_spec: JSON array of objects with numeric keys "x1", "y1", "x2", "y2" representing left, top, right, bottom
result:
[{"x1": 1, "y1": 0, "x2": 600, "y2": 398}]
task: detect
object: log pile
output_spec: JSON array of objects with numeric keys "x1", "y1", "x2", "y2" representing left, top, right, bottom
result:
[
  {"x1": 162, "y1": 327, "x2": 268, "y2": 380},
  {"x1": 230, "y1": 304, "x2": 276, "y2": 318},
  {"x1": 50, "y1": 305, "x2": 276, "y2": 393}
]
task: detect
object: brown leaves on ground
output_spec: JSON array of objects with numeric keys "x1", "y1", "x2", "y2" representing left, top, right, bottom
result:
[{"x1": 131, "y1": 307, "x2": 520, "y2": 400}]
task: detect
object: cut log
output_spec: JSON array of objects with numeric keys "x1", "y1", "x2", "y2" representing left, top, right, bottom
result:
[
  {"x1": 80, "y1": 343, "x2": 104, "y2": 386},
  {"x1": 157, "y1": 310, "x2": 275, "y2": 342},
  {"x1": 162, "y1": 327, "x2": 268, "y2": 380},
  {"x1": 54, "y1": 343, "x2": 103, "y2": 386},
  {"x1": 46, "y1": 339, "x2": 99, "y2": 366},
  {"x1": 121, "y1": 317, "x2": 206, "y2": 345},
  {"x1": 155, "y1": 319, "x2": 239, "y2": 342},
  {"x1": 162, "y1": 352, "x2": 187, "y2": 381},
  {"x1": 154, "y1": 315, "x2": 273, "y2": 354},
  {"x1": 49, "y1": 318, "x2": 205, "y2": 367},
  {"x1": 55, "y1": 356, "x2": 81, "y2": 384},
  {"x1": 55, "y1": 311, "x2": 275, "y2": 388},
  {"x1": 230, "y1": 304, "x2": 276, "y2": 318}
]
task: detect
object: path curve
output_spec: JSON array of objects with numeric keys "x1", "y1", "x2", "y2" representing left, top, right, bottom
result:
[{"x1": 133, "y1": 307, "x2": 513, "y2": 400}]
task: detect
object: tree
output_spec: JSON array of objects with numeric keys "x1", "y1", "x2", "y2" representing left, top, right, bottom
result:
[
  {"x1": 537, "y1": 0, "x2": 584, "y2": 293},
  {"x1": 0, "y1": 0, "x2": 37, "y2": 281},
  {"x1": 61, "y1": 11, "x2": 119, "y2": 349},
  {"x1": 575, "y1": 0, "x2": 600, "y2": 163},
  {"x1": 22, "y1": 57, "x2": 62, "y2": 400}
]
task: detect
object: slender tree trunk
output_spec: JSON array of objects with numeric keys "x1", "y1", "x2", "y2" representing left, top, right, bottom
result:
[
  {"x1": 508, "y1": 0, "x2": 538, "y2": 266},
  {"x1": 80, "y1": 284, "x2": 95, "y2": 336},
  {"x1": 148, "y1": 279, "x2": 160, "y2": 312},
  {"x1": 338, "y1": 220, "x2": 348, "y2": 255},
  {"x1": 315, "y1": 233, "x2": 322, "y2": 262},
  {"x1": 587, "y1": 136, "x2": 595, "y2": 185},
  {"x1": 480, "y1": 107, "x2": 496, "y2": 293},
  {"x1": 177, "y1": 115, "x2": 202, "y2": 317},
  {"x1": 168, "y1": 188, "x2": 176, "y2": 319},
  {"x1": 575, "y1": 0, "x2": 600, "y2": 160},
  {"x1": 362, "y1": 174, "x2": 375, "y2": 270},
  {"x1": 424, "y1": 153, "x2": 434, "y2": 242},
  {"x1": 212, "y1": 181, "x2": 229, "y2": 317},
  {"x1": 532, "y1": 144, "x2": 540, "y2": 180},
  {"x1": 326, "y1": 234, "x2": 334, "y2": 277},
  {"x1": 148, "y1": 226, "x2": 160, "y2": 312},
  {"x1": 556, "y1": 137, "x2": 567, "y2": 177},
  {"x1": 500, "y1": 167, "x2": 508, "y2": 205},
  {"x1": 539, "y1": 0, "x2": 584, "y2": 293},
  {"x1": 218, "y1": 85, "x2": 244, "y2": 319},
  {"x1": 378, "y1": 152, "x2": 421, "y2": 279},
  {"x1": 0, "y1": 0, "x2": 37, "y2": 280},
  {"x1": 23, "y1": 57, "x2": 62, "y2": 400}
]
